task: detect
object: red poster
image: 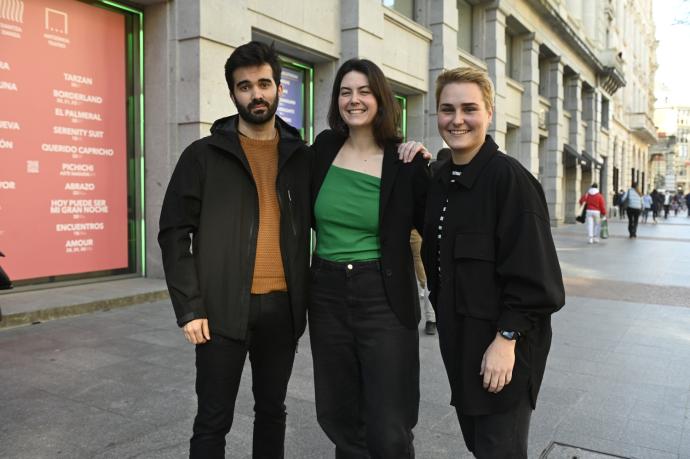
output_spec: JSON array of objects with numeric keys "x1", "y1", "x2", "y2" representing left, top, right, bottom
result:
[{"x1": 0, "y1": 0, "x2": 128, "y2": 281}]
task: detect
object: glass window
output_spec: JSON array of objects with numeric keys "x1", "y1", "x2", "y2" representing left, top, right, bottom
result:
[
  {"x1": 505, "y1": 32, "x2": 513, "y2": 77},
  {"x1": 457, "y1": 0, "x2": 473, "y2": 52},
  {"x1": 278, "y1": 58, "x2": 314, "y2": 143},
  {"x1": 394, "y1": 95, "x2": 408, "y2": 141},
  {"x1": 0, "y1": 1, "x2": 144, "y2": 286},
  {"x1": 601, "y1": 97, "x2": 610, "y2": 129},
  {"x1": 383, "y1": 0, "x2": 414, "y2": 20}
]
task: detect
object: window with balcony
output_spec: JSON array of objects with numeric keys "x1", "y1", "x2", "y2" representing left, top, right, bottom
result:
[
  {"x1": 383, "y1": 0, "x2": 414, "y2": 20},
  {"x1": 457, "y1": 0, "x2": 473, "y2": 53}
]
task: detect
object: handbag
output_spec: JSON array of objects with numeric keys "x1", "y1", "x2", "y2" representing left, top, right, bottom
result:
[
  {"x1": 600, "y1": 219, "x2": 609, "y2": 239},
  {"x1": 576, "y1": 203, "x2": 587, "y2": 223}
]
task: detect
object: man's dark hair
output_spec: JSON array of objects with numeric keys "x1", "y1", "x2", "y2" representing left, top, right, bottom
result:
[
  {"x1": 224, "y1": 41, "x2": 281, "y2": 94},
  {"x1": 327, "y1": 58, "x2": 402, "y2": 147}
]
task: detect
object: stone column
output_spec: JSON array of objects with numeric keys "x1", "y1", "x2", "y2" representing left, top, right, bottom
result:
[
  {"x1": 543, "y1": 57, "x2": 565, "y2": 225},
  {"x1": 146, "y1": 0, "x2": 250, "y2": 277},
  {"x1": 564, "y1": 74, "x2": 582, "y2": 223},
  {"x1": 484, "y1": 6, "x2": 507, "y2": 149},
  {"x1": 340, "y1": 0, "x2": 384, "y2": 63},
  {"x1": 519, "y1": 33, "x2": 540, "y2": 175},
  {"x1": 621, "y1": 141, "x2": 629, "y2": 188},
  {"x1": 581, "y1": 86, "x2": 596, "y2": 186},
  {"x1": 425, "y1": 0, "x2": 461, "y2": 155}
]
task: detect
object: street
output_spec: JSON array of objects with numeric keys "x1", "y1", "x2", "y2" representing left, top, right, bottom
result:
[{"x1": 1, "y1": 216, "x2": 690, "y2": 458}]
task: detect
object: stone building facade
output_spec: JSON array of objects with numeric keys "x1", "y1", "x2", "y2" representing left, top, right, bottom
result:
[
  {"x1": 654, "y1": 105, "x2": 690, "y2": 193},
  {"x1": 136, "y1": 0, "x2": 657, "y2": 277}
]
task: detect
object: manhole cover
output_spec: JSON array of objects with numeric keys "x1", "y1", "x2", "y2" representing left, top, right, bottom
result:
[{"x1": 540, "y1": 442, "x2": 630, "y2": 459}]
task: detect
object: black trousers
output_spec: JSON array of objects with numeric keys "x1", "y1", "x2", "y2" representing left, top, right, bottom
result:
[
  {"x1": 626, "y1": 208, "x2": 641, "y2": 237},
  {"x1": 190, "y1": 292, "x2": 296, "y2": 459},
  {"x1": 457, "y1": 395, "x2": 532, "y2": 459},
  {"x1": 309, "y1": 257, "x2": 419, "y2": 459}
]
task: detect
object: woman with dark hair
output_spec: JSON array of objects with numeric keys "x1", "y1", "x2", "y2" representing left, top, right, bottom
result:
[{"x1": 309, "y1": 58, "x2": 429, "y2": 457}]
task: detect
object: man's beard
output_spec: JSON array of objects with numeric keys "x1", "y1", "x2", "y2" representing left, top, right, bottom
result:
[{"x1": 236, "y1": 96, "x2": 279, "y2": 125}]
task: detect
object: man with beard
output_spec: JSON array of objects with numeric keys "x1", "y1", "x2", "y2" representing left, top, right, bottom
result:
[{"x1": 158, "y1": 41, "x2": 312, "y2": 458}]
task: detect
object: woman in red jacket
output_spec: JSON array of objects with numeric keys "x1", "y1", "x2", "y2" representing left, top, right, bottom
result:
[{"x1": 579, "y1": 183, "x2": 607, "y2": 243}]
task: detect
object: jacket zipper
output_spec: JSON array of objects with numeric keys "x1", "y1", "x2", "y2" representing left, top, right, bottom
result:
[{"x1": 278, "y1": 186, "x2": 298, "y2": 237}]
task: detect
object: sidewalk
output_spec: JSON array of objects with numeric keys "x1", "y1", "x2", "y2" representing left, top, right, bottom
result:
[
  {"x1": 1, "y1": 217, "x2": 689, "y2": 458},
  {"x1": 0, "y1": 277, "x2": 169, "y2": 328}
]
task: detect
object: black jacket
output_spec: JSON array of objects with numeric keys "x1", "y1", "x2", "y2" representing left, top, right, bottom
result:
[
  {"x1": 311, "y1": 130, "x2": 429, "y2": 329},
  {"x1": 158, "y1": 115, "x2": 312, "y2": 341},
  {"x1": 422, "y1": 136, "x2": 565, "y2": 413}
]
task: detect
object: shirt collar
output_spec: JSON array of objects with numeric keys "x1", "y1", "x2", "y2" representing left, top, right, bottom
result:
[{"x1": 434, "y1": 135, "x2": 499, "y2": 189}]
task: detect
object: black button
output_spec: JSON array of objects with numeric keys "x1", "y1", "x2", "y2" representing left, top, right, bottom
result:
[{"x1": 385, "y1": 269, "x2": 392, "y2": 276}]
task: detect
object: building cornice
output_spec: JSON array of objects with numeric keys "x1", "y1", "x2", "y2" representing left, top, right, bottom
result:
[{"x1": 525, "y1": 0, "x2": 626, "y2": 94}]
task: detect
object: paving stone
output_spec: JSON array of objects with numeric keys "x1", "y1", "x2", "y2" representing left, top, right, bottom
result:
[
  {"x1": 622, "y1": 419, "x2": 682, "y2": 454},
  {"x1": 2, "y1": 220, "x2": 690, "y2": 457}
]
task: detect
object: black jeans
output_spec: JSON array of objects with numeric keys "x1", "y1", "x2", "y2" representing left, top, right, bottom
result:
[
  {"x1": 457, "y1": 394, "x2": 532, "y2": 459},
  {"x1": 190, "y1": 292, "x2": 296, "y2": 459},
  {"x1": 626, "y1": 208, "x2": 641, "y2": 237},
  {"x1": 309, "y1": 256, "x2": 419, "y2": 459}
]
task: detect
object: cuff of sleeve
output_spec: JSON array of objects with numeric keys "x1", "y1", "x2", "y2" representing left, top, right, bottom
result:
[
  {"x1": 176, "y1": 297, "x2": 206, "y2": 327},
  {"x1": 497, "y1": 309, "x2": 533, "y2": 334},
  {"x1": 177, "y1": 311, "x2": 207, "y2": 327}
]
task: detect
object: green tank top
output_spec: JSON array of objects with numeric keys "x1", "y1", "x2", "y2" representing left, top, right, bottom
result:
[{"x1": 314, "y1": 165, "x2": 381, "y2": 262}]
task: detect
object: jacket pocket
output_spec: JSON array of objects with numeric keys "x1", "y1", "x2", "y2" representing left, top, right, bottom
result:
[{"x1": 453, "y1": 233, "x2": 501, "y2": 320}]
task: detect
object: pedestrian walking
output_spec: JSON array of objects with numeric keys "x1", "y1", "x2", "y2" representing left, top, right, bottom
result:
[
  {"x1": 422, "y1": 67, "x2": 565, "y2": 458},
  {"x1": 411, "y1": 229, "x2": 436, "y2": 335},
  {"x1": 309, "y1": 58, "x2": 429, "y2": 458},
  {"x1": 642, "y1": 192, "x2": 653, "y2": 224},
  {"x1": 617, "y1": 189, "x2": 627, "y2": 220},
  {"x1": 621, "y1": 182, "x2": 643, "y2": 238},
  {"x1": 651, "y1": 189, "x2": 662, "y2": 223},
  {"x1": 672, "y1": 192, "x2": 682, "y2": 216},
  {"x1": 686, "y1": 192, "x2": 690, "y2": 217},
  {"x1": 0, "y1": 250, "x2": 12, "y2": 291},
  {"x1": 158, "y1": 42, "x2": 312, "y2": 458},
  {"x1": 579, "y1": 183, "x2": 606, "y2": 243},
  {"x1": 663, "y1": 191, "x2": 671, "y2": 219},
  {"x1": 610, "y1": 188, "x2": 620, "y2": 218}
]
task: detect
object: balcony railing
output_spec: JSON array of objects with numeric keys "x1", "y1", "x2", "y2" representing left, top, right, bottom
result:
[
  {"x1": 627, "y1": 112, "x2": 657, "y2": 143},
  {"x1": 599, "y1": 49, "x2": 626, "y2": 95}
]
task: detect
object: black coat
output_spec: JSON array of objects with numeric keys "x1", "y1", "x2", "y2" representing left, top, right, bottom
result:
[
  {"x1": 310, "y1": 130, "x2": 429, "y2": 329},
  {"x1": 158, "y1": 115, "x2": 312, "y2": 341},
  {"x1": 422, "y1": 136, "x2": 565, "y2": 414}
]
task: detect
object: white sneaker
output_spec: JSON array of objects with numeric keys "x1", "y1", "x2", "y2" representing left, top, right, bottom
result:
[
  {"x1": 593, "y1": 238, "x2": 600, "y2": 243},
  {"x1": 588, "y1": 238, "x2": 594, "y2": 244}
]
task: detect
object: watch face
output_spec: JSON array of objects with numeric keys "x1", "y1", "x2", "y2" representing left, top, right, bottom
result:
[{"x1": 500, "y1": 330, "x2": 518, "y2": 340}]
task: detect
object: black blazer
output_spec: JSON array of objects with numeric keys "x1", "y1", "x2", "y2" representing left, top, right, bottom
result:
[
  {"x1": 310, "y1": 130, "x2": 429, "y2": 329},
  {"x1": 422, "y1": 135, "x2": 565, "y2": 413}
]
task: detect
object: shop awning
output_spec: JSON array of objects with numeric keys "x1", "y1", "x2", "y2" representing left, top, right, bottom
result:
[
  {"x1": 582, "y1": 150, "x2": 604, "y2": 168},
  {"x1": 563, "y1": 144, "x2": 587, "y2": 167}
]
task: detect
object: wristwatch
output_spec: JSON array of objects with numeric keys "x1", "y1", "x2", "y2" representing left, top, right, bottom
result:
[{"x1": 498, "y1": 330, "x2": 519, "y2": 341}]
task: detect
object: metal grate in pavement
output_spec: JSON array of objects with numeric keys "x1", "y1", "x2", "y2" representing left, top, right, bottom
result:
[{"x1": 540, "y1": 442, "x2": 630, "y2": 459}]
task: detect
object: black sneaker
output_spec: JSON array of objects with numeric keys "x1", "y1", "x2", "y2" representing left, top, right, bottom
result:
[{"x1": 425, "y1": 321, "x2": 437, "y2": 335}]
